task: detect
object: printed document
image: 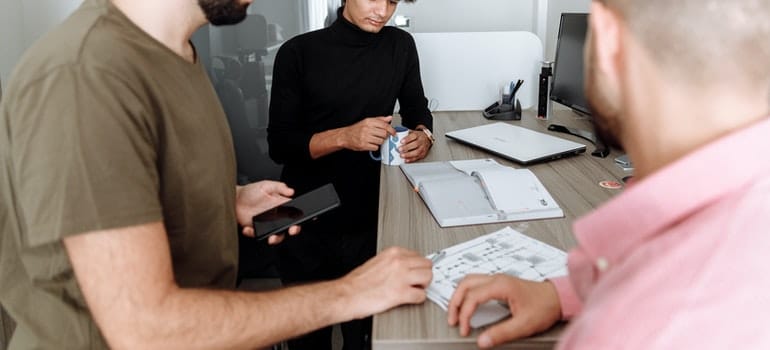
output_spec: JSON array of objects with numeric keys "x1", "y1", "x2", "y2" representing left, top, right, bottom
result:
[{"x1": 426, "y1": 226, "x2": 568, "y2": 328}]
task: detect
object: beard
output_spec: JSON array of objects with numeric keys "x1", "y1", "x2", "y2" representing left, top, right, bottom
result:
[
  {"x1": 584, "y1": 35, "x2": 624, "y2": 150},
  {"x1": 198, "y1": 0, "x2": 249, "y2": 26}
]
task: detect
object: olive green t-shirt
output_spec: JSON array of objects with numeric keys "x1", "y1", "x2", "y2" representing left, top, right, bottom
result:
[{"x1": 0, "y1": 0, "x2": 238, "y2": 348}]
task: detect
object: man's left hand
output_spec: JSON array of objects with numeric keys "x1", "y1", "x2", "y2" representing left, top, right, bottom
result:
[
  {"x1": 235, "y1": 181, "x2": 301, "y2": 244},
  {"x1": 399, "y1": 129, "x2": 432, "y2": 163},
  {"x1": 447, "y1": 275, "x2": 561, "y2": 349}
]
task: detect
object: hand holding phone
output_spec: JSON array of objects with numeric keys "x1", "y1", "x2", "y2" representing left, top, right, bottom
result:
[{"x1": 252, "y1": 183, "x2": 341, "y2": 241}]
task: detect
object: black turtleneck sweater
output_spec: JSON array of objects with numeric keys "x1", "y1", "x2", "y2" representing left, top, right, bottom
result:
[{"x1": 267, "y1": 11, "x2": 432, "y2": 265}]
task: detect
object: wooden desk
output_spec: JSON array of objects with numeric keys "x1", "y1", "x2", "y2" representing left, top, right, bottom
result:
[{"x1": 373, "y1": 109, "x2": 627, "y2": 350}]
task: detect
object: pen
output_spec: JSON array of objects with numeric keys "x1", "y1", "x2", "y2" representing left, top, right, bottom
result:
[
  {"x1": 512, "y1": 79, "x2": 524, "y2": 95},
  {"x1": 431, "y1": 250, "x2": 446, "y2": 263}
]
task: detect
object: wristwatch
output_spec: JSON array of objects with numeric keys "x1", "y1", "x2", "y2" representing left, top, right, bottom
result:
[{"x1": 416, "y1": 126, "x2": 435, "y2": 146}]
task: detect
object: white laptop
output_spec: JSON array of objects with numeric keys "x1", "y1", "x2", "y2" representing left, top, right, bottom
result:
[{"x1": 445, "y1": 122, "x2": 586, "y2": 165}]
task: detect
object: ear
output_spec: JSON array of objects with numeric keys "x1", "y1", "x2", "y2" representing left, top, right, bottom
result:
[{"x1": 588, "y1": 2, "x2": 622, "y2": 81}]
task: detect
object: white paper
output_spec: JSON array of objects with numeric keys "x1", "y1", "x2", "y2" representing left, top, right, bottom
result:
[
  {"x1": 448, "y1": 158, "x2": 504, "y2": 176},
  {"x1": 426, "y1": 227, "x2": 568, "y2": 328},
  {"x1": 472, "y1": 168, "x2": 559, "y2": 213}
]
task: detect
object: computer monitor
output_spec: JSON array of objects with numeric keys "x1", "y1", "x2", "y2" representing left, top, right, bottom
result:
[
  {"x1": 550, "y1": 13, "x2": 590, "y2": 116},
  {"x1": 548, "y1": 13, "x2": 611, "y2": 157}
]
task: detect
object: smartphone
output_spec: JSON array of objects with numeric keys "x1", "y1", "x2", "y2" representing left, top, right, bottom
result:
[{"x1": 252, "y1": 183, "x2": 340, "y2": 240}]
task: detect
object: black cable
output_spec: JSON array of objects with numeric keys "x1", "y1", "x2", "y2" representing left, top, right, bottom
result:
[{"x1": 547, "y1": 124, "x2": 610, "y2": 158}]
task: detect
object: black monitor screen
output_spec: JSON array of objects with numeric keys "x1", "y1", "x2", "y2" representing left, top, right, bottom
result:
[{"x1": 551, "y1": 13, "x2": 590, "y2": 115}]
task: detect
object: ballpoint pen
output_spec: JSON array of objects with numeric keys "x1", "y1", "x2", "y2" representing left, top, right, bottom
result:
[{"x1": 431, "y1": 250, "x2": 446, "y2": 263}]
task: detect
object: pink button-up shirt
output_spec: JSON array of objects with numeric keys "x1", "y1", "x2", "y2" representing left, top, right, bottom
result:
[{"x1": 551, "y1": 117, "x2": 770, "y2": 349}]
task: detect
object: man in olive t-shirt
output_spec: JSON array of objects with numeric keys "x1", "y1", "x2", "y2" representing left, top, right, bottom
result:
[{"x1": 0, "y1": 0, "x2": 433, "y2": 348}]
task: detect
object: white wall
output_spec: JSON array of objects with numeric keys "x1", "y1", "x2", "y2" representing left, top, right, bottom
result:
[
  {"x1": 1, "y1": 0, "x2": 592, "y2": 93},
  {"x1": 21, "y1": 0, "x2": 83, "y2": 47},
  {"x1": 394, "y1": 0, "x2": 535, "y2": 33},
  {"x1": 545, "y1": 0, "x2": 591, "y2": 60},
  {"x1": 391, "y1": 0, "x2": 590, "y2": 60},
  {"x1": 0, "y1": 0, "x2": 82, "y2": 91},
  {"x1": 0, "y1": 0, "x2": 24, "y2": 91}
]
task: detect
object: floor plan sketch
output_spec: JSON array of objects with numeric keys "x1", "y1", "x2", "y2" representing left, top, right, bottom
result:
[{"x1": 426, "y1": 226, "x2": 568, "y2": 328}]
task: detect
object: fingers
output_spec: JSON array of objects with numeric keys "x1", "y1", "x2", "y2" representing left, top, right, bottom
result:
[
  {"x1": 477, "y1": 317, "x2": 534, "y2": 349},
  {"x1": 342, "y1": 247, "x2": 433, "y2": 318},
  {"x1": 349, "y1": 117, "x2": 395, "y2": 151},
  {"x1": 450, "y1": 278, "x2": 562, "y2": 347},
  {"x1": 406, "y1": 268, "x2": 433, "y2": 288},
  {"x1": 371, "y1": 118, "x2": 396, "y2": 138},
  {"x1": 407, "y1": 256, "x2": 433, "y2": 270},
  {"x1": 456, "y1": 282, "x2": 506, "y2": 336},
  {"x1": 364, "y1": 133, "x2": 387, "y2": 151},
  {"x1": 372, "y1": 116, "x2": 397, "y2": 136},
  {"x1": 267, "y1": 225, "x2": 300, "y2": 245},
  {"x1": 276, "y1": 182, "x2": 295, "y2": 197},
  {"x1": 264, "y1": 181, "x2": 295, "y2": 198},
  {"x1": 381, "y1": 248, "x2": 434, "y2": 273},
  {"x1": 287, "y1": 225, "x2": 301, "y2": 236},
  {"x1": 400, "y1": 287, "x2": 428, "y2": 305},
  {"x1": 241, "y1": 226, "x2": 255, "y2": 238},
  {"x1": 399, "y1": 131, "x2": 431, "y2": 163},
  {"x1": 267, "y1": 233, "x2": 286, "y2": 245},
  {"x1": 380, "y1": 245, "x2": 416, "y2": 257},
  {"x1": 447, "y1": 274, "x2": 492, "y2": 326}
]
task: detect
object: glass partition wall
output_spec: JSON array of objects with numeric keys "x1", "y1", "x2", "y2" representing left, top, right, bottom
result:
[
  {"x1": 191, "y1": 0, "x2": 341, "y2": 185},
  {"x1": 191, "y1": 0, "x2": 341, "y2": 282}
]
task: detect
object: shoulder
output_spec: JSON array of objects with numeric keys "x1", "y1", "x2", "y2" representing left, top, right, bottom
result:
[
  {"x1": 279, "y1": 27, "x2": 330, "y2": 53},
  {"x1": 8, "y1": 5, "x2": 100, "y2": 92},
  {"x1": 381, "y1": 26, "x2": 416, "y2": 45},
  {"x1": 274, "y1": 27, "x2": 337, "y2": 67}
]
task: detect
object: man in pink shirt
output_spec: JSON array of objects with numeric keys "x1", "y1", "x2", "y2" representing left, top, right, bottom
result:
[{"x1": 447, "y1": 0, "x2": 770, "y2": 348}]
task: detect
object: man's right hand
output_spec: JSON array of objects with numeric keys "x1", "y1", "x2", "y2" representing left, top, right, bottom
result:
[
  {"x1": 447, "y1": 275, "x2": 562, "y2": 349},
  {"x1": 341, "y1": 247, "x2": 433, "y2": 320},
  {"x1": 341, "y1": 116, "x2": 397, "y2": 152}
]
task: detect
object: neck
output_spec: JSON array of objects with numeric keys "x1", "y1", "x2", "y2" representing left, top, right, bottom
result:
[
  {"x1": 623, "y1": 78, "x2": 769, "y2": 179},
  {"x1": 111, "y1": 0, "x2": 207, "y2": 63}
]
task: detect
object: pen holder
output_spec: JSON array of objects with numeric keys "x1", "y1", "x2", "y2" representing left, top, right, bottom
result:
[{"x1": 482, "y1": 99, "x2": 522, "y2": 120}]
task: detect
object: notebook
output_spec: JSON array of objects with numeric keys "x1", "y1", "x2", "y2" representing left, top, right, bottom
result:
[
  {"x1": 445, "y1": 122, "x2": 586, "y2": 165},
  {"x1": 400, "y1": 159, "x2": 564, "y2": 227}
]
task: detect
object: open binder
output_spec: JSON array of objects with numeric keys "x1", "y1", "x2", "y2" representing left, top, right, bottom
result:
[{"x1": 400, "y1": 159, "x2": 564, "y2": 227}]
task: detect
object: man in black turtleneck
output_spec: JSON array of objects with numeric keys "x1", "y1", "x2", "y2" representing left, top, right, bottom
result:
[{"x1": 267, "y1": 0, "x2": 433, "y2": 349}]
